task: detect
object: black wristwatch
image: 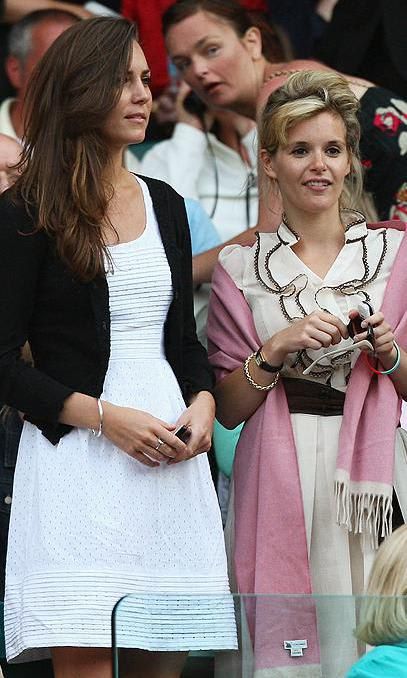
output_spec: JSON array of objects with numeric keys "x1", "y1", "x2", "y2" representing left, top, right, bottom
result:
[{"x1": 254, "y1": 348, "x2": 283, "y2": 373}]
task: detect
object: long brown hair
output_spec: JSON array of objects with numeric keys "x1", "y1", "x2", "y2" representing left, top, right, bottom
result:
[{"x1": 13, "y1": 17, "x2": 138, "y2": 282}]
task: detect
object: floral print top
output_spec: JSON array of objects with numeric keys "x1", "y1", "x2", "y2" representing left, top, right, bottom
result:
[{"x1": 359, "y1": 86, "x2": 407, "y2": 221}]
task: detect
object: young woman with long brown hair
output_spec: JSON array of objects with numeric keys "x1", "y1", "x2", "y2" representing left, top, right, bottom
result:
[{"x1": 0, "y1": 17, "x2": 236, "y2": 678}]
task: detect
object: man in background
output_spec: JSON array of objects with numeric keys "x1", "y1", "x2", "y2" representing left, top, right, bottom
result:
[
  {"x1": 0, "y1": 8, "x2": 79, "y2": 140},
  {"x1": 0, "y1": 1, "x2": 95, "y2": 100}
]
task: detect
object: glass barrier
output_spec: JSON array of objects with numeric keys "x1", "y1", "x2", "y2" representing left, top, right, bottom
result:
[
  {"x1": 1, "y1": 595, "x2": 406, "y2": 675},
  {"x1": 111, "y1": 593, "x2": 407, "y2": 678},
  {"x1": 0, "y1": 601, "x2": 4, "y2": 659}
]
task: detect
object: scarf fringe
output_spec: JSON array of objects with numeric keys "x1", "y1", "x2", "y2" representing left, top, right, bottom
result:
[{"x1": 335, "y1": 482, "x2": 393, "y2": 549}]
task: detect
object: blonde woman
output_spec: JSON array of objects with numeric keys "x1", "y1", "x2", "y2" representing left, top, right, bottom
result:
[
  {"x1": 346, "y1": 525, "x2": 407, "y2": 677},
  {"x1": 207, "y1": 70, "x2": 407, "y2": 677}
]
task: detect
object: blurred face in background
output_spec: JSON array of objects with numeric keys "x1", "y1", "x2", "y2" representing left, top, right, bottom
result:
[
  {"x1": 165, "y1": 10, "x2": 262, "y2": 117},
  {"x1": 6, "y1": 17, "x2": 77, "y2": 102},
  {"x1": 0, "y1": 134, "x2": 21, "y2": 192}
]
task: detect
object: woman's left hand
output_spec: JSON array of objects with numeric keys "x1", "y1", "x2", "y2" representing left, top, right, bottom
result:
[
  {"x1": 351, "y1": 309, "x2": 397, "y2": 363},
  {"x1": 168, "y1": 390, "x2": 215, "y2": 464}
]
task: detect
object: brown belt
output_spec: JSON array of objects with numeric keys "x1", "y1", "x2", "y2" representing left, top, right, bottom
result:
[{"x1": 282, "y1": 377, "x2": 345, "y2": 416}]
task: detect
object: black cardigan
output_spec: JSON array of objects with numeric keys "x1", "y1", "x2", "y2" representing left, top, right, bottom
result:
[{"x1": 0, "y1": 175, "x2": 214, "y2": 444}]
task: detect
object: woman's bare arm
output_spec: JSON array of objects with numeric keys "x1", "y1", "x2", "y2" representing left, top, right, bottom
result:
[
  {"x1": 59, "y1": 392, "x2": 188, "y2": 467},
  {"x1": 192, "y1": 226, "x2": 258, "y2": 285},
  {"x1": 216, "y1": 311, "x2": 348, "y2": 429}
]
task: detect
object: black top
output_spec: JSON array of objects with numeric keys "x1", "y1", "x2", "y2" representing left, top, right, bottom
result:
[
  {"x1": 0, "y1": 175, "x2": 214, "y2": 445},
  {"x1": 316, "y1": 0, "x2": 407, "y2": 98}
]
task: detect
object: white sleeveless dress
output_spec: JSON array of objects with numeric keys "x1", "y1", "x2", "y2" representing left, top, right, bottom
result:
[{"x1": 5, "y1": 177, "x2": 236, "y2": 662}]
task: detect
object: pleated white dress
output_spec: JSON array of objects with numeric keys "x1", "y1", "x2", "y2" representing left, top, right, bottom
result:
[{"x1": 5, "y1": 177, "x2": 236, "y2": 663}]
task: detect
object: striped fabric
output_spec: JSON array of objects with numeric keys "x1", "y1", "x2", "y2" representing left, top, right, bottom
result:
[{"x1": 4, "y1": 178, "x2": 236, "y2": 663}]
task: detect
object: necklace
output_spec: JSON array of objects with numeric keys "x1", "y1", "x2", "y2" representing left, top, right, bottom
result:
[{"x1": 263, "y1": 67, "x2": 369, "y2": 91}]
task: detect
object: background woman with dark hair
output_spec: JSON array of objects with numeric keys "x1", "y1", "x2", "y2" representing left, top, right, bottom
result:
[
  {"x1": 0, "y1": 16, "x2": 236, "y2": 678},
  {"x1": 163, "y1": 0, "x2": 407, "y2": 228}
]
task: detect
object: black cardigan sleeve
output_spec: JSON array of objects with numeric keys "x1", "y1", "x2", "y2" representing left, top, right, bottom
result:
[
  {"x1": 170, "y1": 187, "x2": 215, "y2": 399},
  {"x1": 0, "y1": 194, "x2": 75, "y2": 422},
  {"x1": 0, "y1": 180, "x2": 213, "y2": 439}
]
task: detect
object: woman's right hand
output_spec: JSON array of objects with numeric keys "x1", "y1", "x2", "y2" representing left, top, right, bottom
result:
[
  {"x1": 261, "y1": 310, "x2": 349, "y2": 366},
  {"x1": 176, "y1": 81, "x2": 213, "y2": 130},
  {"x1": 102, "y1": 403, "x2": 188, "y2": 468}
]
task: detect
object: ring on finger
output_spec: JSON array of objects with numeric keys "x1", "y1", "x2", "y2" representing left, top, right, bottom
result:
[{"x1": 155, "y1": 437, "x2": 164, "y2": 451}]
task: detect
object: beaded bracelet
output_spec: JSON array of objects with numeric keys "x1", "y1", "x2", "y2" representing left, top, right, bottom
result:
[
  {"x1": 365, "y1": 341, "x2": 401, "y2": 376},
  {"x1": 91, "y1": 398, "x2": 104, "y2": 437},
  {"x1": 243, "y1": 352, "x2": 280, "y2": 391}
]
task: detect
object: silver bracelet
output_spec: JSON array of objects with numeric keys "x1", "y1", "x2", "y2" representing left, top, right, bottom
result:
[
  {"x1": 91, "y1": 398, "x2": 104, "y2": 437},
  {"x1": 243, "y1": 353, "x2": 280, "y2": 391}
]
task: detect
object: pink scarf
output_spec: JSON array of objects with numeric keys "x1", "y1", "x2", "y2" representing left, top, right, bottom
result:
[
  {"x1": 336, "y1": 223, "x2": 407, "y2": 539},
  {"x1": 207, "y1": 222, "x2": 407, "y2": 674}
]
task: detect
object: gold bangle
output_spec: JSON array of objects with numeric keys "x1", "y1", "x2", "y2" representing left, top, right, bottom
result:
[{"x1": 243, "y1": 353, "x2": 280, "y2": 391}]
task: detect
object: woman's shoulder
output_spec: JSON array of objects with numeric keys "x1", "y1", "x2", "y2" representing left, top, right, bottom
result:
[
  {"x1": 0, "y1": 189, "x2": 48, "y2": 267},
  {"x1": 368, "y1": 219, "x2": 407, "y2": 230},
  {"x1": 258, "y1": 60, "x2": 373, "y2": 113},
  {"x1": 0, "y1": 188, "x2": 39, "y2": 236},
  {"x1": 218, "y1": 243, "x2": 252, "y2": 290},
  {"x1": 367, "y1": 219, "x2": 406, "y2": 246},
  {"x1": 136, "y1": 173, "x2": 183, "y2": 202},
  {"x1": 364, "y1": 220, "x2": 406, "y2": 275},
  {"x1": 219, "y1": 232, "x2": 278, "y2": 288},
  {"x1": 135, "y1": 173, "x2": 187, "y2": 230},
  {"x1": 258, "y1": 60, "x2": 331, "y2": 110},
  {"x1": 346, "y1": 643, "x2": 407, "y2": 677},
  {"x1": 0, "y1": 186, "x2": 25, "y2": 214}
]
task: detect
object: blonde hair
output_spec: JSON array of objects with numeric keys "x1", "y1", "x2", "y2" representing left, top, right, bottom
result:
[
  {"x1": 356, "y1": 525, "x2": 407, "y2": 646},
  {"x1": 259, "y1": 70, "x2": 364, "y2": 209}
]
